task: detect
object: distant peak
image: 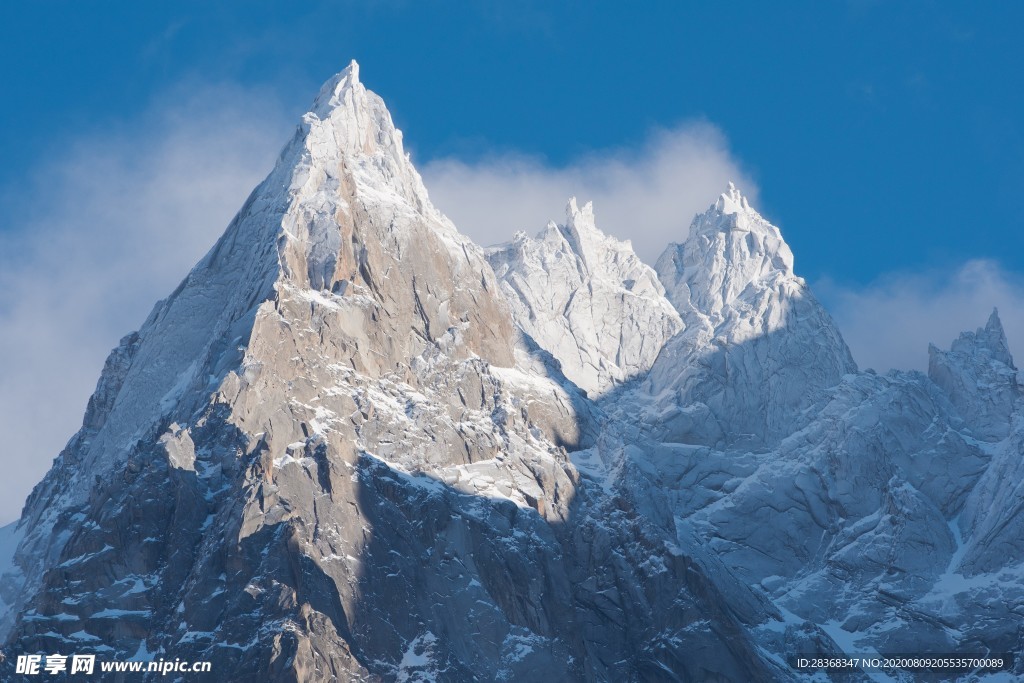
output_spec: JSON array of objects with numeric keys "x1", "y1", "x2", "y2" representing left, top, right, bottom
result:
[
  {"x1": 946, "y1": 307, "x2": 1016, "y2": 369},
  {"x1": 986, "y1": 307, "x2": 1004, "y2": 334},
  {"x1": 982, "y1": 307, "x2": 1014, "y2": 367}
]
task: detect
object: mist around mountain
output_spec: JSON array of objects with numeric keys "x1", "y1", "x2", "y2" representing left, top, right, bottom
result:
[{"x1": 0, "y1": 62, "x2": 1020, "y2": 682}]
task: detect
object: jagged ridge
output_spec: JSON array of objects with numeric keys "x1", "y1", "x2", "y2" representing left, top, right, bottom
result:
[{"x1": 0, "y1": 61, "x2": 1021, "y2": 683}]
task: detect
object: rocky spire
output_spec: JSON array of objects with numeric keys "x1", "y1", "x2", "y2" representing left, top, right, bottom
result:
[
  {"x1": 645, "y1": 183, "x2": 856, "y2": 447},
  {"x1": 656, "y1": 182, "x2": 796, "y2": 319},
  {"x1": 951, "y1": 308, "x2": 1016, "y2": 368},
  {"x1": 486, "y1": 198, "x2": 682, "y2": 396},
  {"x1": 929, "y1": 308, "x2": 1019, "y2": 440}
]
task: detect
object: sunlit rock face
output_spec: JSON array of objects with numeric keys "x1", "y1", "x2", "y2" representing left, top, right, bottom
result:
[
  {"x1": 1, "y1": 61, "x2": 1022, "y2": 683},
  {"x1": 486, "y1": 197, "x2": 682, "y2": 397}
]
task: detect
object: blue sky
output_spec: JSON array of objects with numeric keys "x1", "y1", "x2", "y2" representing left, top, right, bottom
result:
[
  {"x1": 2, "y1": 1, "x2": 1022, "y2": 282},
  {"x1": 0, "y1": 2, "x2": 1022, "y2": 522}
]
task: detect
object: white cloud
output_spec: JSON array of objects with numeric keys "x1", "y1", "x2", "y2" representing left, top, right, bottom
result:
[
  {"x1": 816, "y1": 260, "x2": 1024, "y2": 373},
  {"x1": 0, "y1": 82, "x2": 290, "y2": 524},
  {"x1": 420, "y1": 122, "x2": 759, "y2": 263}
]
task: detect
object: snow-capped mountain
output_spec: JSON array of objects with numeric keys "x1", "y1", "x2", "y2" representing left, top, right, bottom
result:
[
  {"x1": 1, "y1": 62, "x2": 1020, "y2": 682},
  {"x1": 486, "y1": 198, "x2": 682, "y2": 397},
  {"x1": 644, "y1": 183, "x2": 858, "y2": 448}
]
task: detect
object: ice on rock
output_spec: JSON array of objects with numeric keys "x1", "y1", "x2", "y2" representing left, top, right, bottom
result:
[
  {"x1": 642, "y1": 183, "x2": 856, "y2": 447},
  {"x1": 486, "y1": 197, "x2": 682, "y2": 396}
]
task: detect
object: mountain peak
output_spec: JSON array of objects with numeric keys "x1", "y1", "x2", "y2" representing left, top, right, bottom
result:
[
  {"x1": 566, "y1": 196, "x2": 595, "y2": 227},
  {"x1": 301, "y1": 59, "x2": 420, "y2": 189},
  {"x1": 559, "y1": 197, "x2": 602, "y2": 266},
  {"x1": 310, "y1": 59, "x2": 362, "y2": 116},
  {"x1": 984, "y1": 308, "x2": 1013, "y2": 362},
  {"x1": 486, "y1": 200, "x2": 681, "y2": 395},
  {"x1": 949, "y1": 307, "x2": 1016, "y2": 369},
  {"x1": 564, "y1": 197, "x2": 599, "y2": 242},
  {"x1": 649, "y1": 185, "x2": 856, "y2": 446},
  {"x1": 280, "y1": 60, "x2": 447, "y2": 281},
  {"x1": 716, "y1": 181, "x2": 752, "y2": 215},
  {"x1": 930, "y1": 308, "x2": 1019, "y2": 439},
  {"x1": 656, "y1": 187, "x2": 797, "y2": 320},
  {"x1": 692, "y1": 181, "x2": 769, "y2": 238}
]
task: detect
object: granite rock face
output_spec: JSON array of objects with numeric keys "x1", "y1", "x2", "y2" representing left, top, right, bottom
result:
[{"x1": 1, "y1": 62, "x2": 1022, "y2": 683}]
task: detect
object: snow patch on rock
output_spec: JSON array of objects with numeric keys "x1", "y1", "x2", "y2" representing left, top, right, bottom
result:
[{"x1": 486, "y1": 198, "x2": 682, "y2": 396}]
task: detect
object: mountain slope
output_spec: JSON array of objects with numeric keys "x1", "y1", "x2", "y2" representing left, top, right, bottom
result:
[{"x1": 0, "y1": 62, "x2": 785, "y2": 682}]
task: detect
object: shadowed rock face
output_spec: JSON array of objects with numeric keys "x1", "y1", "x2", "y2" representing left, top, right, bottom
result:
[
  {"x1": 928, "y1": 309, "x2": 1019, "y2": 441},
  {"x1": 2, "y1": 62, "x2": 1023, "y2": 683}
]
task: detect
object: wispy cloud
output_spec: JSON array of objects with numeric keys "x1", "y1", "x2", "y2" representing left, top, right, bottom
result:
[
  {"x1": 420, "y1": 122, "x2": 759, "y2": 263},
  {"x1": 817, "y1": 260, "x2": 1024, "y2": 373},
  {"x1": 0, "y1": 82, "x2": 290, "y2": 524}
]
